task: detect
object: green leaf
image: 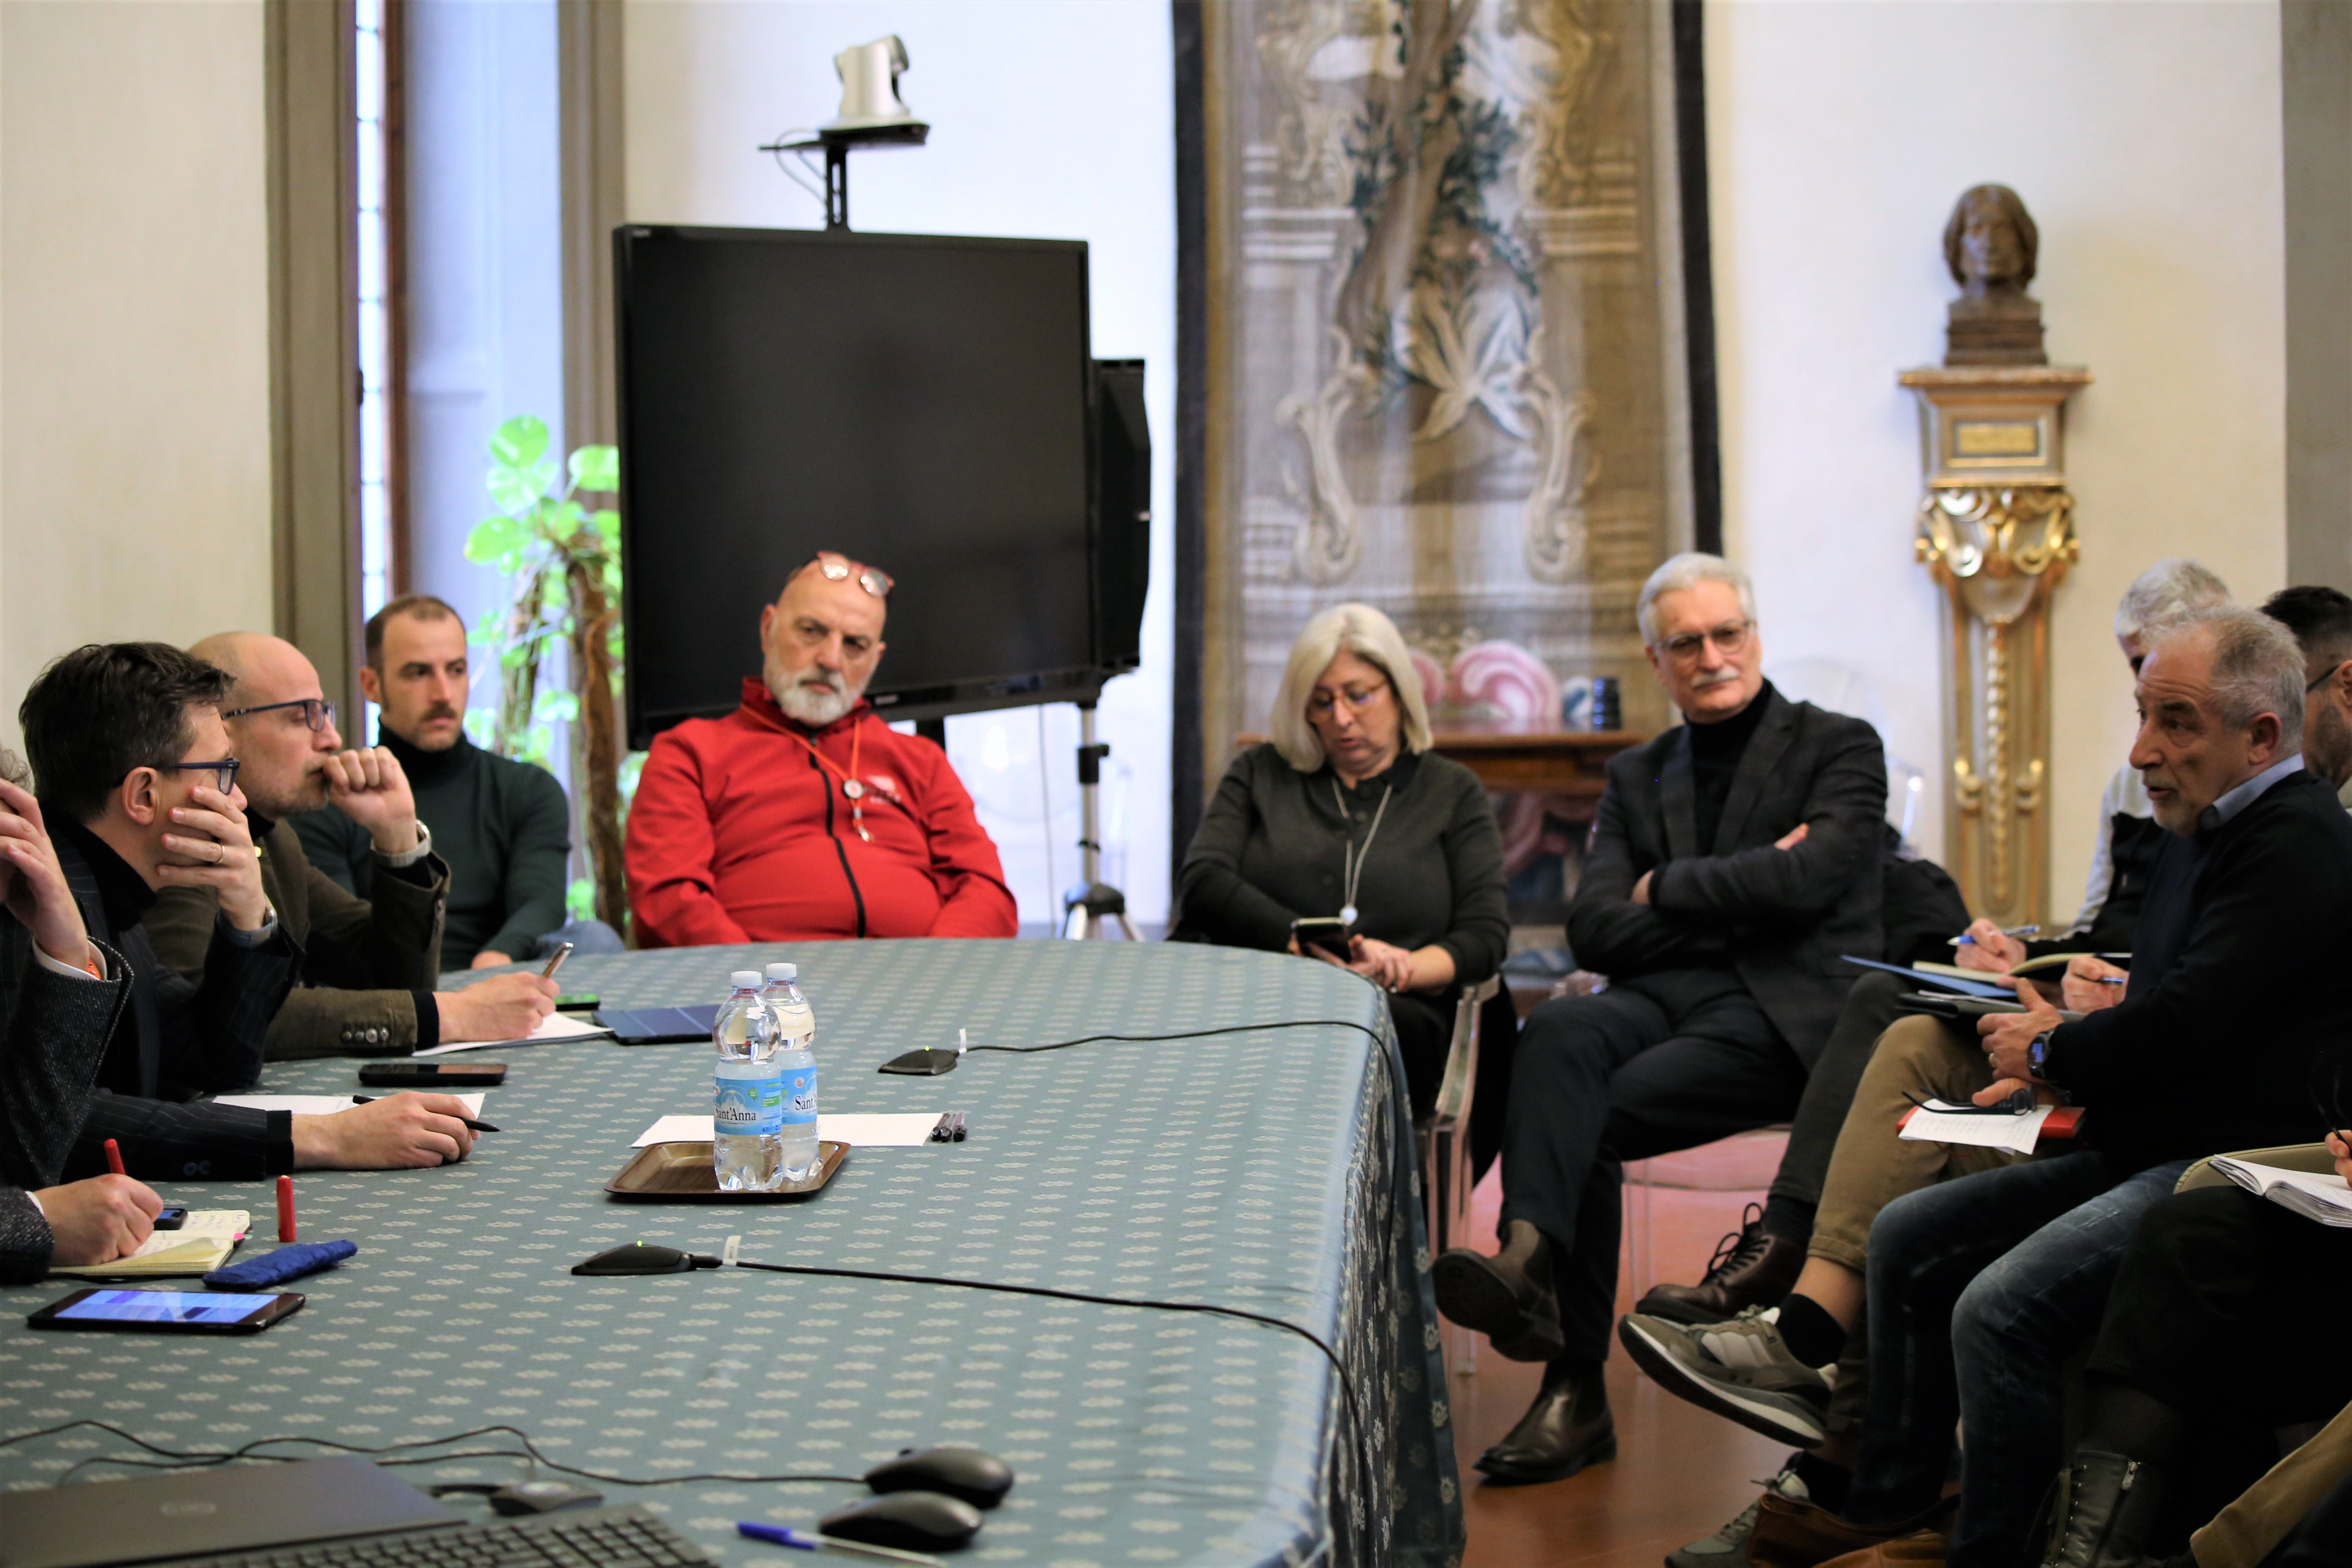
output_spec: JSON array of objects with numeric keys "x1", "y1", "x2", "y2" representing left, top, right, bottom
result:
[
  {"x1": 591, "y1": 508, "x2": 621, "y2": 543},
  {"x1": 570, "y1": 445, "x2": 620, "y2": 493},
  {"x1": 465, "y1": 514, "x2": 529, "y2": 567},
  {"x1": 490, "y1": 416, "x2": 549, "y2": 470}
]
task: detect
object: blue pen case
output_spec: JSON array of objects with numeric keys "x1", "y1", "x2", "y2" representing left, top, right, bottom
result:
[{"x1": 204, "y1": 1239, "x2": 358, "y2": 1289}]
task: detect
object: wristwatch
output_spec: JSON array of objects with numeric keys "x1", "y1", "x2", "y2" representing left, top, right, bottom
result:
[{"x1": 2027, "y1": 1027, "x2": 2056, "y2": 1080}]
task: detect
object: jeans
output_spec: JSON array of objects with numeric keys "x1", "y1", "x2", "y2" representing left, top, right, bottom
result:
[
  {"x1": 1498, "y1": 968, "x2": 1807, "y2": 1366},
  {"x1": 530, "y1": 919, "x2": 625, "y2": 961},
  {"x1": 1842, "y1": 1150, "x2": 2192, "y2": 1568}
]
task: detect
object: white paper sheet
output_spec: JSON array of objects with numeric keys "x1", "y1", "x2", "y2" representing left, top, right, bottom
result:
[
  {"x1": 1898, "y1": 1099, "x2": 2052, "y2": 1155},
  {"x1": 215, "y1": 1093, "x2": 486, "y2": 1117},
  {"x1": 632, "y1": 1112, "x2": 946, "y2": 1148},
  {"x1": 417, "y1": 1012, "x2": 613, "y2": 1056},
  {"x1": 2210, "y1": 1158, "x2": 2352, "y2": 1227}
]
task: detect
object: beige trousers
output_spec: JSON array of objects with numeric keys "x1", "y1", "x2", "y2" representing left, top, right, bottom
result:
[
  {"x1": 1808, "y1": 1012, "x2": 2024, "y2": 1274},
  {"x1": 2192, "y1": 1400, "x2": 2352, "y2": 1567}
]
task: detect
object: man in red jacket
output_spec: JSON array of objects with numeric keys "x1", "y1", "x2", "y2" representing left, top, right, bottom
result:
[{"x1": 625, "y1": 552, "x2": 1017, "y2": 945}]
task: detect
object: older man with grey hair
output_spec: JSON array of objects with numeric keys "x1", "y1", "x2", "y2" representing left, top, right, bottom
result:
[
  {"x1": 1430, "y1": 551, "x2": 1889, "y2": 1483},
  {"x1": 1776, "y1": 603, "x2": 2352, "y2": 1568}
]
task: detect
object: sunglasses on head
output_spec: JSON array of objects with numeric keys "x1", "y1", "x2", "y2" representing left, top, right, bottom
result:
[{"x1": 801, "y1": 551, "x2": 894, "y2": 599}]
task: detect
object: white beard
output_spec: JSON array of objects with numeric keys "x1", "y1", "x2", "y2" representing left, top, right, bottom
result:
[{"x1": 767, "y1": 657, "x2": 858, "y2": 727}]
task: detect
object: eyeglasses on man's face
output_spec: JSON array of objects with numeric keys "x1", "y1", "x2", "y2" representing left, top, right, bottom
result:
[
  {"x1": 2308, "y1": 660, "x2": 2348, "y2": 696},
  {"x1": 1306, "y1": 681, "x2": 1390, "y2": 721},
  {"x1": 804, "y1": 552, "x2": 894, "y2": 599},
  {"x1": 154, "y1": 758, "x2": 241, "y2": 797},
  {"x1": 1657, "y1": 619, "x2": 1755, "y2": 663},
  {"x1": 223, "y1": 697, "x2": 337, "y2": 734}
]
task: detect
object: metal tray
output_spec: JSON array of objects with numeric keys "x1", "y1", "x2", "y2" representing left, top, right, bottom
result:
[{"x1": 604, "y1": 1140, "x2": 847, "y2": 1201}]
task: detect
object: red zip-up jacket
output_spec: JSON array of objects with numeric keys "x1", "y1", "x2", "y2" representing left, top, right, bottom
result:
[{"x1": 625, "y1": 679, "x2": 1017, "y2": 946}]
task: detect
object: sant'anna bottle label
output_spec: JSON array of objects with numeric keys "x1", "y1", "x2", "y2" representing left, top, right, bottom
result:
[{"x1": 714, "y1": 1069, "x2": 784, "y2": 1138}]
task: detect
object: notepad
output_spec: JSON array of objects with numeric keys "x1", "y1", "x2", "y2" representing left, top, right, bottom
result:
[
  {"x1": 51, "y1": 1210, "x2": 250, "y2": 1278},
  {"x1": 1841, "y1": 956, "x2": 2015, "y2": 998},
  {"x1": 214, "y1": 1093, "x2": 487, "y2": 1118},
  {"x1": 2208, "y1": 1158, "x2": 2352, "y2": 1228},
  {"x1": 1898, "y1": 1099, "x2": 2055, "y2": 1155},
  {"x1": 417, "y1": 1011, "x2": 613, "y2": 1056},
  {"x1": 632, "y1": 1113, "x2": 945, "y2": 1148}
]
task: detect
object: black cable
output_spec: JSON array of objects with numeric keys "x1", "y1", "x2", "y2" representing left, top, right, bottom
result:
[
  {"x1": 728, "y1": 1256, "x2": 1367, "y2": 1490},
  {"x1": 0, "y1": 1419, "x2": 859, "y2": 1490},
  {"x1": 967, "y1": 1019, "x2": 1383, "y2": 1055}
]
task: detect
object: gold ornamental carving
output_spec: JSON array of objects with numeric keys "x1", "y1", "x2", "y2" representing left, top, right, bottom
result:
[{"x1": 1902, "y1": 184, "x2": 2090, "y2": 927}]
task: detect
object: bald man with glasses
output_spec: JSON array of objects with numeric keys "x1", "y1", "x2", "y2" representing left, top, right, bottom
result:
[
  {"x1": 141, "y1": 632, "x2": 559, "y2": 1061},
  {"x1": 626, "y1": 552, "x2": 1016, "y2": 945}
]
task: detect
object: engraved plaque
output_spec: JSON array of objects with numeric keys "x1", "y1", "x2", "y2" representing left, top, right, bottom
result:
[{"x1": 1953, "y1": 420, "x2": 2041, "y2": 459}]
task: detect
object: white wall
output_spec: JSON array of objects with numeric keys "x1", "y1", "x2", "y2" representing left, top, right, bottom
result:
[
  {"x1": 1709, "y1": 0, "x2": 2288, "y2": 918},
  {"x1": 0, "y1": 0, "x2": 276, "y2": 748},
  {"x1": 625, "y1": 0, "x2": 1177, "y2": 926}
]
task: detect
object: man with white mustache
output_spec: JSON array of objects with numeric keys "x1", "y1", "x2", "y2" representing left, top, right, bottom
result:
[{"x1": 626, "y1": 552, "x2": 1015, "y2": 945}]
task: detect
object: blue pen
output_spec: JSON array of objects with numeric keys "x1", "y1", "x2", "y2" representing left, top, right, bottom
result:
[
  {"x1": 737, "y1": 1523, "x2": 946, "y2": 1568},
  {"x1": 1952, "y1": 924, "x2": 2040, "y2": 946}
]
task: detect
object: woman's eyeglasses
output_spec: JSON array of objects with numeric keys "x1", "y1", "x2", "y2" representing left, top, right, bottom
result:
[
  {"x1": 154, "y1": 759, "x2": 242, "y2": 796},
  {"x1": 1306, "y1": 682, "x2": 1390, "y2": 720},
  {"x1": 223, "y1": 698, "x2": 337, "y2": 733}
]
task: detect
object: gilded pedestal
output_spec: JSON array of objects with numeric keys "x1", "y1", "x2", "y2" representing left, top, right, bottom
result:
[{"x1": 1902, "y1": 365, "x2": 2091, "y2": 926}]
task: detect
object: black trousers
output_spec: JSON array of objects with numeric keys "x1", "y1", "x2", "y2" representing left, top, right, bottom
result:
[
  {"x1": 1498, "y1": 969, "x2": 1809, "y2": 1366},
  {"x1": 1767, "y1": 969, "x2": 1911, "y2": 1213},
  {"x1": 1386, "y1": 988, "x2": 1520, "y2": 1183},
  {"x1": 2086, "y1": 1184, "x2": 2352, "y2": 1430}
]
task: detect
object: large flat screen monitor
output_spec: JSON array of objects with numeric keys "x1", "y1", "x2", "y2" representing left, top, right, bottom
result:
[{"x1": 615, "y1": 224, "x2": 1097, "y2": 745}]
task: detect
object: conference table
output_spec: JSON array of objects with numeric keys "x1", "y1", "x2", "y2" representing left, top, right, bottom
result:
[{"x1": 0, "y1": 941, "x2": 1462, "y2": 1568}]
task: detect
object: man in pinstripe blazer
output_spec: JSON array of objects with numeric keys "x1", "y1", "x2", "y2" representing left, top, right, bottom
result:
[{"x1": 11, "y1": 643, "x2": 483, "y2": 1180}]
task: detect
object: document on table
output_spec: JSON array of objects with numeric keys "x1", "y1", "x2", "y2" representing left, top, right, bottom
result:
[
  {"x1": 215, "y1": 1093, "x2": 487, "y2": 1118},
  {"x1": 417, "y1": 1010, "x2": 615, "y2": 1056},
  {"x1": 50, "y1": 1210, "x2": 250, "y2": 1278},
  {"x1": 1898, "y1": 1099, "x2": 2053, "y2": 1155},
  {"x1": 634, "y1": 1112, "x2": 946, "y2": 1148},
  {"x1": 2209, "y1": 1158, "x2": 2352, "y2": 1228}
]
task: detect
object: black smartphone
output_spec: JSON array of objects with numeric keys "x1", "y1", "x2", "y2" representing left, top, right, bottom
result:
[
  {"x1": 28, "y1": 1287, "x2": 304, "y2": 1335},
  {"x1": 1291, "y1": 917, "x2": 1354, "y2": 960},
  {"x1": 554, "y1": 993, "x2": 601, "y2": 1013},
  {"x1": 152, "y1": 1207, "x2": 188, "y2": 1231},
  {"x1": 359, "y1": 1060, "x2": 508, "y2": 1088}
]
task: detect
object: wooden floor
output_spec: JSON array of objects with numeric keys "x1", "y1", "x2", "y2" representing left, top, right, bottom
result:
[{"x1": 1451, "y1": 1142, "x2": 1795, "y2": 1568}]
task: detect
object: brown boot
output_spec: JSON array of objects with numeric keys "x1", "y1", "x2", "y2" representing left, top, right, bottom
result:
[
  {"x1": 1472, "y1": 1365, "x2": 1614, "y2": 1485},
  {"x1": 1636, "y1": 1204, "x2": 1807, "y2": 1325},
  {"x1": 1815, "y1": 1535, "x2": 1946, "y2": 1567},
  {"x1": 1747, "y1": 1490, "x2": 1956, "y2": 1568}
]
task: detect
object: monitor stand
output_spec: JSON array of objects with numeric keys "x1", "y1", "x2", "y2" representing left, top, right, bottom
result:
[{"x1": 1061, "y1": 701, "x2": 1138, "y2": 940}]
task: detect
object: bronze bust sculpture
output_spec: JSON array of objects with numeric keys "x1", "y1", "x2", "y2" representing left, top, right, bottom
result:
[{"x1": 1942, "y1": 184, "x2": 2046, "y2": 365}]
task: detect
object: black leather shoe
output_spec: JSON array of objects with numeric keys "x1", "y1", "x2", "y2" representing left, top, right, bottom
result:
[
  {"x1": 1431, "y1": 1221, "x2": 1565, "y2": 1363},
  {"x1": 1636, "y1": 1204, "x2": 1805, "y2": 1326},
  {"x1": 1474, "y1": 1373, "x2": 1616, "y2": 1486}
]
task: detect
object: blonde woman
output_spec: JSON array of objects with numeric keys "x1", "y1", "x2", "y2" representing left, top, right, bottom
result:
[{"x1": 1175, "y1": 603, "x2": 1510, "y2": 1136}]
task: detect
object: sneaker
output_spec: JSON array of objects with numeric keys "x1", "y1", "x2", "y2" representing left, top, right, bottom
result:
[
  {"x1": 1619, "y1": 1306, "x2": 1831, "y2": 1447},
  {"x1": 1666, "y1": 1458, "x2": 1809, "y2": 1568},
  {"x1": 1637, "y1": 1204, "x2": 1807, "y2": 1325}
]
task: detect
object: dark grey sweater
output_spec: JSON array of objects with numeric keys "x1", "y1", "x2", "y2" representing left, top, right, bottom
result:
[{"x1": 1175, "y1": 744, "x2": 1510, "y2": 985}]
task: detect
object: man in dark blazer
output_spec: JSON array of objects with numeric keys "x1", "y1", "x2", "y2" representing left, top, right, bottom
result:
[
  {"x1": 144, "y1": 632, "x2": 554, "y2": 1059},
  {"x1": 1431, "y1": 553, "x2": 1887, "y2": 1484},
  {"x1": 10, "y1": 643, "x2": 484, "y2": 1181}
]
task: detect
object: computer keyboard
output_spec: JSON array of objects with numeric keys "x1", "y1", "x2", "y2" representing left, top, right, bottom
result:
[{"x1": 151, "y1": 1505, "x2": 715, "y2": 1568}]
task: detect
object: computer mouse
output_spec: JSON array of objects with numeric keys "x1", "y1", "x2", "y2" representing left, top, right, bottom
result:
[
  {"x1": 489, "y1": 1479, "x2": 604, "y2": 1515},
  {"x1": 864, "y1": 1445, "x2": 1015, "y2": 1508},
  {"x1": 819, "y1": 1491, "x2": 985, "y2": 1551},
  {"x1": 570, "y1": 1242, "x2": 720, "y2": 1276}
]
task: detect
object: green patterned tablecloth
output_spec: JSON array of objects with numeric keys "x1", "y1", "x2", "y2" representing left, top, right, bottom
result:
[{"x1": 0, "y1": 940, "x2": 1463, "y2": 1568}]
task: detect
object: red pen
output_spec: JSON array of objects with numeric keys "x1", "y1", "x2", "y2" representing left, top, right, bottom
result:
[
  {"x1": 276, "y1": 1174, "x2": 296, "y2": 1243},
  {"x1": 103, "y1": 1138, "x2": 125, "y2": 1176}
]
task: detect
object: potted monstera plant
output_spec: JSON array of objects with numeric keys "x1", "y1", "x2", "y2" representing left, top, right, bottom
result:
[{"x1": 463, "y1": 416, "x2": 634, "y2": 934}]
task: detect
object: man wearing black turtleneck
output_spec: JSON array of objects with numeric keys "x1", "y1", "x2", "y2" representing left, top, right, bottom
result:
[
  {"x1": 143, "y1": 631, "x2": 558, "y2": 1059},
  {"x1": 293, "y1": 596, "x2": 594, "y2": 972},
  {"x1": 1431, "y1": 554, "x2": 1888, "y2": 1485}
]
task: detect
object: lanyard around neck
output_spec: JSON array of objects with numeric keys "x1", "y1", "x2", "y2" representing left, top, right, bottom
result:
[
  {"x1": 1330, "y1": 776, "x2": 1394, "y2": 926},
  {"x1": 787, "y1": 719, "x2": 869, "y2": 843}
]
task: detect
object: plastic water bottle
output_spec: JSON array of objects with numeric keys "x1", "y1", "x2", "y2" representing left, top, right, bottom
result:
[
  {"x1": 713, "y1": 969, "x2": 786, "y2": 1191},
  {"x1": 762, "y1": 963, "x2": 819, "y2": 1181}
]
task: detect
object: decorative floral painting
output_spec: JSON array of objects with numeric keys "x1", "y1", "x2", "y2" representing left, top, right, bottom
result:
[{"x1": 1196, "y1": 0, "x2": 1708, "y2": 903}]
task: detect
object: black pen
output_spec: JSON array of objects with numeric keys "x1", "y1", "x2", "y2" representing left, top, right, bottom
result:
[{"x1": 350, "y1": 1094, "x2": 500, "y2": 1133}]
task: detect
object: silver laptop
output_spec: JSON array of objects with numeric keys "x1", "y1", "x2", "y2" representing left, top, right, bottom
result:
[{"x1": 0, "y1": 1455, "x2": 456, "y2": 1568}]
